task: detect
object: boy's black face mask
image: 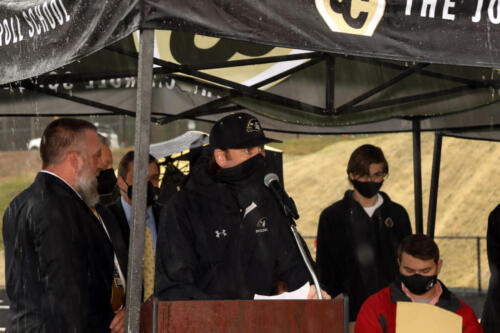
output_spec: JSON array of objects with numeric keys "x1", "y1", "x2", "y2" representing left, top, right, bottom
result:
[{"x1": 351, "y1": 179, "x2": 383, "y2": 198}]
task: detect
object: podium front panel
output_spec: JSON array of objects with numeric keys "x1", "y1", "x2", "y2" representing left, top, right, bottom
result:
[{"x1": 141, "y1": 298, "x2": 346, "y2": 333}]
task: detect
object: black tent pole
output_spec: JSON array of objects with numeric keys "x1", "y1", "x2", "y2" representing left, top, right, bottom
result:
[
  {"x1": 326, "y1": 55, "x2": 335, "y2": 114},
  {"x1": 412, "y1": 119, "x2": 424, "y2": 234},
  {"x1": 427, "y1": 132, "x2": 443, "y2": 239},
  {"x1": 124, "y1": 29, "x2": 155, "y2": 333}
]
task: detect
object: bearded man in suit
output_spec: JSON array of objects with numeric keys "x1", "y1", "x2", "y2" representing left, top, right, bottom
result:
[{"x1": 3, "y1": 118, "x2": 116, "y2": 332}]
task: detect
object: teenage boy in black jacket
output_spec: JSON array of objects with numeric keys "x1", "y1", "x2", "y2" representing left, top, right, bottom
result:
[{"x1": 316, "y1": 144, "x2": 412, "y2": 321}]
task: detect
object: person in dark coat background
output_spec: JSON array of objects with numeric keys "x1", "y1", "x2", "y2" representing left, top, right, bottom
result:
[
  {"x1": 107, "y1": 150, "x2": 161, "y2": 301},
  {"x1": 97, "y1": 134, "x2": 120, "y2": 206},
  {"x1": 93, "y1": 135, "x2": 128, "y2": 333},
  {"x1": 481, "y1": 204, "x2": 500, "y2": 332},
  {"x1": 2, "y1": 118, "x2": 115, "y2": 332},
  {"x1": 155, "y1": 112, "x2": 329, "y2": 300},
  {"x1": 316, "y1": 144, "x2": 412, "y2": 322}
]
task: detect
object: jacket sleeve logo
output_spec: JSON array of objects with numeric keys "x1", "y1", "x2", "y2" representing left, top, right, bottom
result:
[
  {"x1": 215, "y1": 229, "x2": 228, "y2": 238},
  {"x1": 315, "y1": 0, "x2": 386, "y2": 36}
]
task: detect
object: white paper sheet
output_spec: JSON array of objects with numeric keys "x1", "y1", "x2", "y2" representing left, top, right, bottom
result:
[{"x1": 254, "y1": 282, "x2": 310, "y2": 300}]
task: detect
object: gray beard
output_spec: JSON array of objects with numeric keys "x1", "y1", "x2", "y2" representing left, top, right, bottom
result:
[{"x1": 76, "y1": 169, "x2": 100, "y2": 207}]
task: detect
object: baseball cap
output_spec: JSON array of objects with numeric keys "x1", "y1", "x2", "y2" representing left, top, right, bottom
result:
[{"x1": 209, "y1": 112, "x2": 282, "y2": 150}]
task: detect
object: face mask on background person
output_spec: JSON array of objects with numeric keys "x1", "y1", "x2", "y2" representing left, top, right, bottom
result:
[
  {"x1": 351, "y1": 179, "x2": 383, "y2": 198},
  {"x1": 399, "y1": 273, "x2": 438, "y2": 295},
  {"x1": 125, "y1": 181, "x2": 159, "y2": 207},
  {"x1": 97, "y1": 168, "x2": 117, "y2": 195}
]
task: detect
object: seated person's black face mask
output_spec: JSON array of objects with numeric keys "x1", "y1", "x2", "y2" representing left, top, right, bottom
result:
[
  {"x1": 124, "y1": 180, "x2": 160, "y2": 207},
  {"x1": 399, "y1": 272, "x2": 438, "y2": 295},
  {"x1": 97, "y1": 168, "x2": 117, "y2": 195}
]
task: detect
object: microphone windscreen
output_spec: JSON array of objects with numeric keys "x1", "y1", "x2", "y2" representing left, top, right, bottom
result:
[{"x1": 264, "y1": 173, "x2": 279, "y2": 187}]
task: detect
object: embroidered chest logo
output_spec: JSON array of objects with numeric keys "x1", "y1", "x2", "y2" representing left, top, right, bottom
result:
[
  {"x1": 246, "y1": 118, "x2": 262, "y2": 133},
  {"x1": 315, "y1": 0, "x2": 386, "y2": 37},
  {"x1": 384, "y1": 217, "x2": 394, "y2": 228},
  {"x1": 256, "y1": 217, "x2": 269, "y2": 233},
  {"x1": 215, "y1": 229, "x2": 228, "y2": 238}
]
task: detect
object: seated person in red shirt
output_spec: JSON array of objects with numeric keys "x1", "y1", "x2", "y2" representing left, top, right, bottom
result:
[{"x1": 355, "y1": 234, "x2": 482, "y2": 333}]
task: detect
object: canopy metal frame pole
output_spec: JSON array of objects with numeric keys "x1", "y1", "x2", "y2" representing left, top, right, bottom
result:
[
  {"x1": 352, "y1": 56, "x2": 487, "y2": 86},
  {"x1": 427, "y1": 132, "x2": 443, "y2": 238},
  {"x1": 325, "y1": 55, "x2": 335, "y2": 114},
  {"x1": 124, "y1": 28, "x2": 155, "y2": 333},
  {"x1": 106, "y1": 44, "x2": 323, "y2": 70},
  {"x1": 336, "y1": 63, "x2": 428, "y2": 113},
  {"x1": 14, "y1": 49, "x2": 500, "y2": 123},
  {"x1": 412, "y1": 119, "x2": 424, "y2": 234}
]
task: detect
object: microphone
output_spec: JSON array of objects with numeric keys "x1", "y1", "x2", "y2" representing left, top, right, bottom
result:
[
  {"x1": 264, "y1": 173, "x2": 322, "y2": 298},
  {"x1": 264, "y1": 173, "x2": 299, "y2": 220}
]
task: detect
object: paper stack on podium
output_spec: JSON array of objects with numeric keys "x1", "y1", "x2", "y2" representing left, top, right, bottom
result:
[
  {"x1": 396, "y1": 301, "x2": 462, "y2": 333},
  {"x1": 254, "y1": 282, "x2": 310, "y2": 300}
]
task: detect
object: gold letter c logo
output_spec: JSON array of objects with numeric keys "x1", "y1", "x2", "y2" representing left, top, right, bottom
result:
[{"x1": 315, "y1": 0, "x2": 386, "y2": 37}]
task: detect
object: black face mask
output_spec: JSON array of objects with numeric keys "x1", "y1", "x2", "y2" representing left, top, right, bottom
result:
[
  {"x1": 400, "y1": 273, "x2": 438, "y2": 295},
  {"x1": 216, "y1": 153, "x2": 266, "y2": 185},
  {"x1": 97, "y1": 168, "x2": 117, "y2": 195},
  {"x1": 125, "y1": 181, "x2": 159, "y2": 207},
  {"x1": 351, "y1": 179, "x2": 383, "y2": 198}
]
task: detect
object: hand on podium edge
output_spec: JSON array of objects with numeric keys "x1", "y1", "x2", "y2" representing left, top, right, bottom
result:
[
  {"x1": 307, "y1": 285, "x2": 331, "y2": 299},
  {"x1": 110, "y1": 307, "x2": 126, "y2": 333}
]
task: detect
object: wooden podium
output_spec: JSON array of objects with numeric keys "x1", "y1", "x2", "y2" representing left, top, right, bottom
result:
[{"x1": 140, "y1": 296, "x2": 348, "y2": 333}]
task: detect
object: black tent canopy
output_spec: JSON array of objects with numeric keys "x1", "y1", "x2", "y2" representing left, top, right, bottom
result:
[
  {"x1": 1, "y1": 1, "x2": 500, "y2": 330},
  {"x1": 1, "y1": 0, "x2": 500, "y2": 83}
]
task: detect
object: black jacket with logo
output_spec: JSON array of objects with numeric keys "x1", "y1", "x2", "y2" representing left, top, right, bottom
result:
[
  {"x1": 316, "y1": 190, "x2": 412, "y2": 321},
  {"x1": 155, "y1": 158, "x2": 310, "y2": 300}
]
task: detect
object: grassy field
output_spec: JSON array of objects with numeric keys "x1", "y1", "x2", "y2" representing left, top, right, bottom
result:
[{"x1": 0, "y1": 134, "x2": 498, "y2": 290}]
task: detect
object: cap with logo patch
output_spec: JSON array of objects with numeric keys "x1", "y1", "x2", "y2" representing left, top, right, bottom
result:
[{"x1": 209, "y1": 112, "x2": 281, "y2": 150}]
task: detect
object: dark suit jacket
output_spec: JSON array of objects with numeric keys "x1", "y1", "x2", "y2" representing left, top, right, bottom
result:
[
  {"x1": 482, "y1": 204, "x2": 500, "y2": 333},
  {"x1": 2, "y1": 172, "x2": 114, "y2": 333},
  {"x1": 106, "y1": 198, "x2": 161, "y2": 283}
]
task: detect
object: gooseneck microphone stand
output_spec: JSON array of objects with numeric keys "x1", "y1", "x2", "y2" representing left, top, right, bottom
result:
[
  {"x1": 264, "y1": 173, "x2": 322, "y2": 299},
  {"x1": 287, "y1": 208, "x2": 323, "y2": 300}
]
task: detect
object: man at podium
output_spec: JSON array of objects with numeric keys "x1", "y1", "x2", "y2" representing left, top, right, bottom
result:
[
  {"x1": 355, "y1": 234, "x2": 482, "y2": 333},
  {"x1": 155, "y1": 112, "x2": 328, "y2": 300}
]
